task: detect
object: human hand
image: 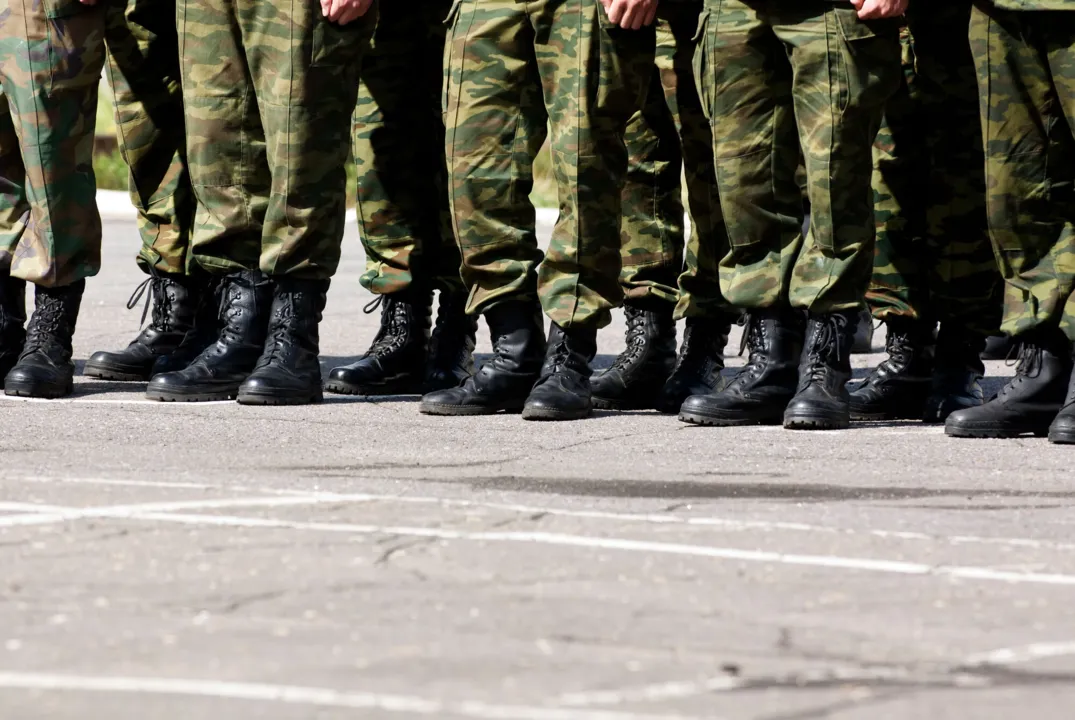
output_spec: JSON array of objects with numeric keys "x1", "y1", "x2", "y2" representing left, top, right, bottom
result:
[
  {"x1": 601, "y1": 0, "x2": 658, "y2": 30},
  {"x1": 850, "y1": 0, "x2": 908, "y2": 20},
  {"x1": 321, "y1": 0, "x2": 374, "y2": 25}
]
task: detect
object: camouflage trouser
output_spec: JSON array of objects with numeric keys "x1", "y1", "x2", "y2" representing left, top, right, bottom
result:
[
  {"x1": 178, "y1": 0, "x2": 374, "y2": 280},
  {"x1": 105, "y1": 0, "x2": 196, "y2": 277},
  {"x1": 355, "y1": 0, "x2": 462, "y2": 297},
  {"x1": 444, "y1": 0, "x2": 654, "y2": 329},
  {"x1": 619, "y1": 0, "x2": 730, "y2": 321},
  {"x1": 867, "y1": 3, "x2": 1001, "y2": 339},
  {"x1": 695, "y1": 0, "x2": 900, "y2": 313},
  {"x1": 0, "y1": 0, "x2": 104, "y2": 288},
  {"x1": 970, "y1": 5, "x2": 1075, "y2": 342}
]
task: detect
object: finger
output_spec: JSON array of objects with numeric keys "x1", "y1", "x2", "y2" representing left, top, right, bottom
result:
[
  {"x1": 320, "y1": 0, "x2": 331, "y2": 17},
  {"x1": 643, "y1": 3, "x2": 658, "y2": 26},
  {"x1": 608, "y1": 1, "x2": 624, "y2": 24}
]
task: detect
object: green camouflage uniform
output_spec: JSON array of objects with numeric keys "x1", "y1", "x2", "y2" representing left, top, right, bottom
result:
[
  {"x1": 970, "y1": 0, "x2": 1075, "y2": 341},
  {"x1": 105, "y1": 0, "x2": 195, "y2": 276},
  {"x1": 444, "y1": 0, "x2": 655, "y2": 329},
  {"x1": 619, "y1": 0, "x2": 730, "y2": 320},
  {"x1": 355, "y1": 0, "x2": 461, "y2": 296},
  {"x1": 694, "y1": 0, "x2": 901, "y2": 313},
  {"x1": 179, "y1": 0, "x2": 375, "y2": 280},
  {"x1": 867, "y1": 2, "x2": 1001, "y2": 339},
  {"x1": 0, "y1": 0, "x2": 105, "y2": 288}
]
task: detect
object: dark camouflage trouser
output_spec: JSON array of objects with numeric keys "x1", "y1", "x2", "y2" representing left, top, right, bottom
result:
[
  {"x1": 0, "y1": 0, "x2": 104, "y2": 288},
  {"x1": 444, "y1": 0, "x2": 654, "y2": 329},
  {"x1": 105, "y1": 0, "x2": 196, "y2": 277},
  {"x1": 619, "y1": 0, "x2": 730, "y2": 321},
  {"x1": 970, "y1": 5, "x2": 1075, "y2": 342},
  {"x1": 695, "y1": 0, "x2": 901, "y2": 313},
  {"x1": 179, "y1": 0, "x2": 375, "y2": 280},
  {"x1": 867, "y1": 3, "x2": 1001, "y2": 339},
  {"x1": 355, "y1": 0, "x2": 462, "y2": 297}
]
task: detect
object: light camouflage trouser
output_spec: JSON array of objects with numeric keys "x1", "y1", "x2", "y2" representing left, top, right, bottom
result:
[
  {"x1": 0, "y1": 0, "x2": 104, "y2": 288},
  {"x1": 106, "y1": 0, "x2": 197, "y2": 277},
  {"x1": 179, "y1": 0, "x2": 375, "y2": 279},
  {"x1": 867, "y1": 2, "x2": 1001, "y2": 340},
  {"x1": 694, "y1": 0, "x2": 901, "y2": 313},
  {"x1": 444, "y1": 0, "x2": 655, "y2": 329},
  {"x1": 619, "y1": 0, "x2": 731, "y2": 321},
  {"x1": 970, "y1": 4, "x2": 1075, "y2": 342}
]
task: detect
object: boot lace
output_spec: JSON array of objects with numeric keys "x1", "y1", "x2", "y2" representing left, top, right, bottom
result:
[
  {"x1": 126, "y1": 275, "x2": 171, "y2": 331},
  {"x1": 802, "y1": 315, "x2": 846, "y2": 386},
  {"x1": 609, "y1": 306, "x2": 648, "y2": 371},
  {"x1": 542, "y1": 335, "x2": 572, "y2": 377},
  {"x1": 726, "y1": 314, "x2": 765, "y2": 389},
  {"x1": 364, "y1": 296, "x2": 410, "y2": 357},
  {"x1": 23, "y1": 295, "x2": 67, "y2": 355},
  {"x1": 429, "y1": 294, "x2": 475, "y2": 362},
  {"x1": 861, "y1": 326, "x2": 914, "y2": 385},
  {"x1": 994, "y1": 342, "x2": 1042, "y2": 399},
  {"x1": 256, "y1": 294, "x2": 298, "y2": 369}
]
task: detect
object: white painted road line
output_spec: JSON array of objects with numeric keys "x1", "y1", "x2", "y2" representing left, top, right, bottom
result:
[
  {"x1": 0, "y1": 672, "x2": 702, "y2": 720},
  {"x1": 93, "y1": 509, "x2": 1075, "y2": 587},
  {"x1": 11, "y1": 475, "x2": 1075, "y2": 553}
]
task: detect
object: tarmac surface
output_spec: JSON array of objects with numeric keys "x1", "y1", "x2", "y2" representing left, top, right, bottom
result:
[{"x1": 2, "y1": 201, "x2": 1075, "y2": 719}]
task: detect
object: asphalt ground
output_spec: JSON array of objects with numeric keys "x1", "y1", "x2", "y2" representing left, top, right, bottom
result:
[{"x1": 2, "y1": 201, "x2": 1075, "y2": 719}]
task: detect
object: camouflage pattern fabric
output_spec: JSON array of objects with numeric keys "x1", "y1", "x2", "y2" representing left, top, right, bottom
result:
[
  {"x1": 104, "y1": 0, "x2": 196, "y2": 277},
  {"x1": 179, "y1": 0, "x2": 375, "y2": 280},
  {"x1": 618, "y1": 0, "x2": 731, "y2": 321},
  {"x1": 970, "y1": 4, "x2": 1075, "y2": 341},
  {"x1": 444, "y1": 0, "x2": 655, "y2": 329},
  {"x1": 0, "y1": 0, "x2": 104, "y2": 288},
  {"x1": 694, "y1": 0, "x2": 901, "y2": 313},
  {"x1": 867, "y1": 2, "x2": 1001, "y2": 339},
  {"x1": 355, "y1": 0, "x2": 463, "y2": 297}
]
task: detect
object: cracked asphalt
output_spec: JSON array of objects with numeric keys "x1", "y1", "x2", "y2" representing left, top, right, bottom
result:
[{"x1": 2, "y1": 216, "x2": 1075, "y2": 719}]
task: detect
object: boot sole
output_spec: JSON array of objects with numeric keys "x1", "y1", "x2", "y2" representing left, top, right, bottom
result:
[
  {"x1": 418, "y1": 401, "x2": 524, "y2": 416},
  {"x1": 237, "y1": 390, "x2": 324, "y2": 406},
  {"x1": 592, "y1": 396, "x2": 656, "y2": 412},
  {"x1": 4, "y1": 379, "x2": 74, "y2": 400},
  {"x1": 521, "y1": 405, "x2": 592, "y2": 421},
  {"x1": 324, "y1": 379, "x2": 422, "y2": 396},
  {"x1": 784, "y1": 413, "x2": 850, "y2": 431},
  {"x1": 1049, "y1": 429, "x2": 1075, "y2": 444},
  {"x1": 146, "y1": 388, "x2": 239, "y2": 403},
  {"x1": 849, "y1": 409, "x2": 924, "y2": 422},
  {"x1": 678, "y1": 411, "x2": 784, "y2": 427},
  {"x1": 946, "y1": 425, "x2": 1050, "y2": 439},
  {"x1": 83, "y1": 363, "x2": 152, "y2": 382}
]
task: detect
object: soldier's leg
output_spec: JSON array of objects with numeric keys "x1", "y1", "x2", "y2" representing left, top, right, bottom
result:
[
  {"x1": 231, "y1": 0, "x2": 373, "y2": 406},
  {"x1": 328, "y1": 0, "x2": 477, "y2": 398},
  {"x1": 523, "y1": 0, "x2": 654, "y2": 421},
  {"x1": 912, "y1": 2, "x2": 1000, "y2": 421},
  {"x1": 86, "y1": 0, "x2": 209, "y2": 382},
  {"x1": 851, "y1": 25, "x2": 938, "y2": 421},
  {"x1": 1, "y1": 0, "x2": 106, "y2": 399},
  {"x1": 592, "y1": 46, "x2": 680, "y2": 412},
  {"x1": 679, "y1": 1, "x2": 808, "y2": 427},
  {"x1": 0, "y1": 86, "x2": 28, "y2": 378},
  {"x1": 1051, "y1": 28, "x2": 1075, "y2": 443},
  {"x1": 148, "y1": 0, "x2": 273, "y2": 403},
  {"x1": 419, "y1": 0, "x2": 549, "y2": 417},
  {"x1": 948, "y1": 6, "x2": 1075, "y2": 439},
  {"x1": 778, "y1": 5, "x2": 900, "y2": 431}
]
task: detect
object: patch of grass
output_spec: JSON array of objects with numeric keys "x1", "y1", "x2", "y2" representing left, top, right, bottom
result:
[
  {"x1": 96, "y1": 81, "x2": 116, "y2": 138},
  {"x1": 93, "y1": 149, "x2": 128, "y2": 191}
]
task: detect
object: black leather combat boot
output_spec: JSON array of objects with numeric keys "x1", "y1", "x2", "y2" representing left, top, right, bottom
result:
[
  {"x1": 151, "y1": 277, "x2": 223, "y2": 376},
  {"x1": 946, "y1": 329, "x2": 1072, "y2": 438},
  {"x1": 522, "y1": 323, "x2": 598, "y2": 421},
  {"x1": 678, "y1": 308, "x2": 804, "y2": 426},
  {"x1": 419, "y1": 300, "x2": 545, "y2": 415},
  {"x1": 146, "y1": 270, "x2": 271, "y2": 402},
  {"x1": 324, "y1": 290, "x2": 433, "y2": 395},
  {"x1": 982, "y1": 334, "x2": 1014, "y2": 360},
  {"x1": 84, "y1": 273, "x2": 202, "y2": 381},
  {"x1": 0, "y1": 272, "x2": 27, "y2": 379},
  {"x1": 784, "y1": 311, "x2": 858, "y2": 430},
  {"x1": 591, "y1": 302, "x2": 676, "y2": 411},
  {"x1": 424, "y1": 290, "x2": 478, "y2": 393},
  {"x1": 849, "y1": 317, "x2": 935, "y2": 421},
  {"x1": 238, "y1": 278, "x2": 328, "y2": 405},
  {"x1": 655, "y1": 315, "x2": 731, "y2": 414},
  {"x1": 923, "y1": 327, "x2": 987, "y2": 423},
  {"x1": 4, "y1": 280, "x2": 84, "y2": 399},
  {"x1": 851, "y1": 308, "x2": 874, "y2": 354},
  {"x1": 1048, "y1": 358, "x2": 1075, "y2": 445}
]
